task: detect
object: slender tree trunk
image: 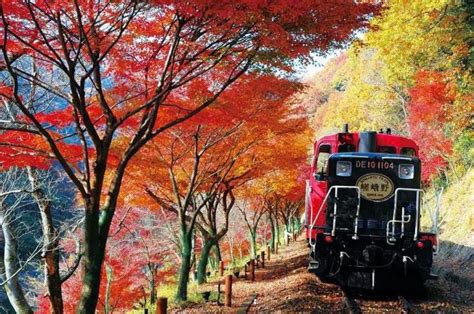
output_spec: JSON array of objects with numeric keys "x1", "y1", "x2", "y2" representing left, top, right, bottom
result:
[
  {"x1": 176, "y1": 230, "x2": 193, "y2": 301},
  {"x1": 275, "y1": 219, "x2": 281, "y2": 245},
  {"x1": 269, "y1": 215, "x2": 276, "y2": 253},
  {"x1": 227, "y1": 238, "x2": 235, "y2": 264},
  {"x1": 249, "y1": 229, "x2": 257, "y2": 258},
  {"x1": 196, "y1": 239, "x2": 214, "y2": 284},
  {"x1": 214, "y1": 242, "x2": 222, "y2": 263},
  {"x1": 104, "y1": 263, "x2": 113, "y2": 314},
  {"x1": 149, "y1": 266, "x2": 156, "y2": 304},
  {"x1": 0, "y1": 211, "x2": 33, "y2": 314},
  {"x1": 26, "y1": 167, "x2": 63, "y2": 313}
]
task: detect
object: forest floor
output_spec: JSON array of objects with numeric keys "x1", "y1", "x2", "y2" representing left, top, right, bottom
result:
[{"x1": 173, "y1": 235, "x2": 473, "y2": 313}]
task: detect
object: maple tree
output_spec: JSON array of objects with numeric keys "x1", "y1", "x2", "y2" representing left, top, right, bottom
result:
[
  {"x1": 137, "y1": 124, "x2": 246, "y2": 300},
  {"x1": 235, "y1": 113, "x2": 310, "y2": 256},
  {"x1": 0, "y1": 0, "x2": 377, "y2": 310},
  {"x1": 223, "y1": 208, "x2": 250, "y2": 264},
  {"x1": 123, "y1": 73, "x2": 307, "y2": 299},
  {"x1": 37, "y1": 205, "x2": 176, "y2": 313},
  {"x1": 0, "y1": 168, "x2": 34, "y2": 313},
  {"x1": 407, "y1": 70, "x2": 454, "y2": 180}
]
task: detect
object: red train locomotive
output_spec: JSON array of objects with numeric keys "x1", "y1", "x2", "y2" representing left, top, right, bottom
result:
[{"x1": 305, "y1": 125, "x2": 437, "y2": 290}]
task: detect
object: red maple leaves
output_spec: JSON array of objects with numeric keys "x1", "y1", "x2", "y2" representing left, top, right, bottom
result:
[{"x1": 408, "y1": 70, "x2": 454, "y2": 180}]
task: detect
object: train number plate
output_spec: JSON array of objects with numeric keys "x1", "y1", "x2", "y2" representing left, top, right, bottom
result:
[{"x1": 356, "y1": 173, "x2": 394, "y2": 202}]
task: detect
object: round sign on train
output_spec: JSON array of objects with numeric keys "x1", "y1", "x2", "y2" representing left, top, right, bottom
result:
[{"x1": 356, "y1": 173, "x2": 394, "y2": 202}]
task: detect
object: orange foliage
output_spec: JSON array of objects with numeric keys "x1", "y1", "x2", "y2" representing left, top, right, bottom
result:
[{"x1": 408, "y1": 70, "x2": 454, "y2": 180}]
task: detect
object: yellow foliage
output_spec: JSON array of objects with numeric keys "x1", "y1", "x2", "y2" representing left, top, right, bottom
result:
[
  {"x1": 437, "y1": 168, "x2": 474, "y2": 245},
  {"x1": 308, "y1": 48, "x2": 408, "y2": 137},
  {"x1": 366, "y1": 0, "x2": 468, "y2": 86}
]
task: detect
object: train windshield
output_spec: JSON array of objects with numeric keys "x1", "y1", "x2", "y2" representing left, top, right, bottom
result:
[
  {"x1": 401, "y1": 147, "x2": 416, "y2": 156},
  {"x1": 377, "y1": 146, "x2": 396, "y2": 154}
]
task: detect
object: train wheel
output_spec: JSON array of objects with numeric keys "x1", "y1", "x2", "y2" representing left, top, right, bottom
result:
[{"x1": 404, "y1": 272, "x2": 427, "y2": 296}]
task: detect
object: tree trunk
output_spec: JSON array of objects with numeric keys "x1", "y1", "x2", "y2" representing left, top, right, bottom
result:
[
  {"x1": 214, "y1": 242, "x2": 222, "y2": 263},
  {"x1": 104, "y1": 263, "x2": 113, "y2": 314},
  {"x1": 196, "y1": 239, "x2": 214, "y2": 284},
  {"x1": 249, "y1": 229, "x2": 257, "y2": 258},
  {"x1": 0, "y1": 211, "x2": 33, "y2": 314},
  {"x1": 294, "y1": 218, "x2": 300, "y2": 232},
  {"x1": 26, "y1": 167, "x2": 63, "y2": 313},
  {"x1": 269, "y1": 215, "x2": 276, "y2": 253},
  {"x1": 149, "y1": 266, "x2": 156, "y2": 304},
  {"x1": 275, "y1": 219, "x2": 281, "y2": 246},
  {"x1": 176, "y1": 232, "x2": 193, "y2": 301},
  {"x1": 77, "y1": 203, "x2": 110, "y2": 312},
  {"x1": 227, "y1": 237, "x2": 234, "y2": 264}
]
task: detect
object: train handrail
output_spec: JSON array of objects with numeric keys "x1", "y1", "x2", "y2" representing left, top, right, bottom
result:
[
  {"x1": 386, "y1": 188, "x2": 422, "y2": 245},
  {"x1": 331, "y1": 186, "x2": 361, "y2": 238},
  {"x1": 308, "y1": 185, "x2": 361, "y2": 249}
]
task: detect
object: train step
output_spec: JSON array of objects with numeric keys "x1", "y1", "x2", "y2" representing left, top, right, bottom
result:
[
  {"x1": 308, "y1": 260, "x2": 320, "y2": 271},
  {"x1": 428, "y1": 272, "x2": 439, "y2": 280}
]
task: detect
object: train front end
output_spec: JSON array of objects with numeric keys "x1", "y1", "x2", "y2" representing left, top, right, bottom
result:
[{"x1": 306, "y1": 130, "x2": 437, "y2": 290}]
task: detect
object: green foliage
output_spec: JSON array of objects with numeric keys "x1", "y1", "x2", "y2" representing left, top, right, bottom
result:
[
  {"x1": 158, "y1": 282, "x2": 204, "y2": 306},
  {"x1": 453, "y1": 130, "x2": 474, "y2": 168}
]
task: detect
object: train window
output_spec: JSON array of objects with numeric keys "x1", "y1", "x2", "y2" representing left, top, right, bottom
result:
[
  {"x1": 316, "y1": 144, "x2": 331, "y2": 174},
  {"x1": 401, "y1": 147, "x2": 416, "y2": 156},
  {"x1": 377, "y1": 146, "x2": 396, "y2": 154},
  {"x1": 338, "y1": 143, "x2": 355, "y2": 152}
]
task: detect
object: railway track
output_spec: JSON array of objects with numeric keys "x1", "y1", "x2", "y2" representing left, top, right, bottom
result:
[
  {"x1": 341, "y1": 289, "x2": 413, "y2": 313},
  {"x1": 341, "y1": 289, "x2": 361, "y2": 314},
  {"x1": 398, "y1": 295, "x2": 412, "y2": 313}
]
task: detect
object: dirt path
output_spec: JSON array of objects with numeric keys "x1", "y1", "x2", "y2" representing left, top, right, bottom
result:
[
  {"x1": 174, "y1": 237, "x2": 343, "y2": 313},
  {"x1": 174, "y1": 236, "x2": 473, "y2": 313}
]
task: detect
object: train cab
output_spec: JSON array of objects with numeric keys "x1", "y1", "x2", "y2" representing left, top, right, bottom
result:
[{"x1": 305, "y1": 125, "x2": 437, "y2": 290}]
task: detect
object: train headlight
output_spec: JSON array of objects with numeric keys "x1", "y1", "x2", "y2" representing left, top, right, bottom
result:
[
  {"x1": 398, "y1": 164, "x2": 414, "y2": 179},
  {"x1": 336, "y1": 161, "x2": 352, "y2": 177}
]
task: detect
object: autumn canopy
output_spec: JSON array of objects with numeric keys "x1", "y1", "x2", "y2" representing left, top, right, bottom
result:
[{"x1": 0, "y1": 0, "x2": 378, "y2": 312}]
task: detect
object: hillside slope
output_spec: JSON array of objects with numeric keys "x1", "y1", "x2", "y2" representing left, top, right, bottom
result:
[{"x1": 432, "y1": 168, "x2": 474, "y2": 280}]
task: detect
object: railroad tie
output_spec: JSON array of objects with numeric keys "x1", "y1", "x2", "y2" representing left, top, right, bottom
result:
[{"x1": 237, "y1": 293, "x2": 257, "y2": 314}]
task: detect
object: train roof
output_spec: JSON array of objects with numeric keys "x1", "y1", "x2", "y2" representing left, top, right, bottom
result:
[{"x1": 314, "y1": 131, "x2": 419, "y2": 155}]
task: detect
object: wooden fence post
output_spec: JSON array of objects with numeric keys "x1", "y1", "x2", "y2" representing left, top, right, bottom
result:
[
  {"x1": 156, "y1": 297, "x2": 167, "y2": 314},
  {"x1": 250, "y1": 259, "x2": 255, "y2": 281},
  {"x1": 261, "y1": 251, "x2": 265, "y2": 268},
  {"x1": 225, "y1": 274, "x2": 233, "y2": 307},
  {"x1": 220, "y1": 260, "x2": 225, "y2": 276},
  {"x1": 266, "y1": 246, "x2": 271, "y2": 261},
  {"x1": 217, "y1": 282, "x2": 222, "y2": 305}
]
